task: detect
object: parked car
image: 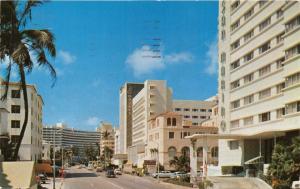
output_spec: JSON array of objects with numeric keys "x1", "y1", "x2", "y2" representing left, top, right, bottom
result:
[
  {"x1": 292, "y1": 181, "x2": 300, "y2": 189},
  {"x1": 106, "y1": 170, "x2": 116, "y2": 178},
  {"x1": 114, "y1": 169, "x2": 122, "y2": 175},
  {"x1": 152, "y1": 171, "x2": 172, "y2": 178},
  {"x1": 170, "y1": 172, "x2": 188, "y2": 179},
  {"x1": 37, "y1": 173, "x2": 47, "y2": 184}
]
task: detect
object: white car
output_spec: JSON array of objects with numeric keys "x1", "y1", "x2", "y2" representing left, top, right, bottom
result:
[
  {"x1": 152, "y1": 171, "x2": 172, "y2": 178},
  {"x1": 114, "y1": 169, "x2": 122, "y2": 175},
  {"x1": 292, "y1": 181, "x2": 300, "y2": 189},
  {"x1": 170, "y1": 172, "x2": 188, "y2": 179}
]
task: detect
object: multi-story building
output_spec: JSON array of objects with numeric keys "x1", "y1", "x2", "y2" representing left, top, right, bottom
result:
[
  {"x1": 43, "y1": 123, "x2": 100, "y2": 157},
  {"x1": 146, "y1": 112, "x2": 218, "y2": 172},
  {"x1": 0, "y1": 80, "x2": 43, "y2": 161},
  {"x1": 218, "y1": 0, "x2": 300, "y2": 169},
  {"x1": 173, "y1": 99, "x2": 216, "y2": 126},
  {"x1": 97, "y1": 122, "x2": 115, "y2": 153},
  {"x1": 119, "y1": 83, "x2": 144, "y2": 154},
  {"x1": 42, "y1": 140, "x2": 51, "y2": 160}
]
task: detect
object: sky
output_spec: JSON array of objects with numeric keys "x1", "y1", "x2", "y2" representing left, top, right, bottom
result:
[{"x1": 3, "y1": 1, "x2": 219, "y2": 131}]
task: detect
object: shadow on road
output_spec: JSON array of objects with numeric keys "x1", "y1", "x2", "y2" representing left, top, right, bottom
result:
[{"x1": 66, "y1": 172, "x2": 97, "y2": 178}]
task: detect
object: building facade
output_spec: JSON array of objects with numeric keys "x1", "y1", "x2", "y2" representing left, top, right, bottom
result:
[
  {"x1": 43, "y1": 123, "x2": 100, "y2": 157},
  {"x1": 0, "y1": 80, "x2": 43, "y2": 161},
  {"x1": 119, "y1": 83, "x2": 144, "y2": 154},
  {"x1": 146, "y1": 112, "x2": 218, "y2": 171},
  {"x1": 218, "y1": 0, "x2": 300, "y2": 168},
  {"x1": 97, "y1": 122, "x2": 115, "y2": 153}
]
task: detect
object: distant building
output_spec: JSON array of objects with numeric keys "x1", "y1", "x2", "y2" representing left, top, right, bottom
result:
[
  {"x1": 42, "y1": 140, "x2": 51, "y2": 160},
  {"x1": 0, "y1": 79, "x2": 43, "y2": 161},
  {"x1": 97, "y1": 122, "x2": 115, "y2": 154},
  {"x1": 43, "y1": 123, "x2": 100, "y2": 157}
]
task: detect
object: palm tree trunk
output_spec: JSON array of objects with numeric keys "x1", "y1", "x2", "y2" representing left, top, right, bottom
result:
[{"x1": 13, "y1": 64, "x2": 29, "y2": 161}]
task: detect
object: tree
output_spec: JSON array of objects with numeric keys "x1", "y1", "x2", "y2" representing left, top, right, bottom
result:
[
  {"x1": 169, "y1": 155, "x2": 190, "y2": 172},
  {"x1": 71, "y1": 146, "x2": 79, "y2": 157},
  {"x1": 85, "y1": 144, "x2": 98, "y2": 161},
  {"x1": 101, "y1": 130, "x2": 110, "y2": 140},
  {"x1": 0, "y1": 133, "x2": 14, "y2": 161},
  {"x1": 102, "y1": 146, "x2": 113, "y2": 163},
  {"x1": 0, "y1": 1, "x2": 56, "y2": 161},
  {"x1": 267, "y1": 136, "x2": 300, "y2": 189}
]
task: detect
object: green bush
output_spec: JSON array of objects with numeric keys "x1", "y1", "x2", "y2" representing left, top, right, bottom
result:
[
  {"x1": 198, "y1": 180, "x2": 213, "y2": 189},
  {"x1": 221, "y1": 166, "x2": 243, "y2": 175}
]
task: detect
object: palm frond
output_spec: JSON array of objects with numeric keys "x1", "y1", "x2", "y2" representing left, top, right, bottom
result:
[
  {"x1": 36, "y1": 49, "x2": 57, "y2": 87},
  {"x1": 18, "y1": 0, "x2": 43, "y2": 28},
  {"x1": 0, "y1": 59, "x2": 12, "y2": 101},
  {"x1": 11, "y1": 43, "x2": 33, "y2": 70}
]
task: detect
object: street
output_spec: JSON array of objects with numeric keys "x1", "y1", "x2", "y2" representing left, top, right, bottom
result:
[{"x1": 59, "y1": 167, "x2": 172, "y2": 189}]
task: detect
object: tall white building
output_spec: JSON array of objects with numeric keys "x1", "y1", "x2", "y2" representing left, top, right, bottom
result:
[
  {"x1": 0, "y1": 80, "x2": 43, "y2": 161},
  {"x1": 218, "y1": 0, "x2": 300, "y2": 168}
]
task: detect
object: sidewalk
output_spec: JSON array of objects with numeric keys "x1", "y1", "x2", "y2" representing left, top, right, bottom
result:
[{"x1": 41, "y1": 177, "x2": 64, "y2": 189}]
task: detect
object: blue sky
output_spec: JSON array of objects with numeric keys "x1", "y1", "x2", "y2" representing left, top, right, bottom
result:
[{"x1": 11, "y1": 1, "x2": 219, "y2": 131}]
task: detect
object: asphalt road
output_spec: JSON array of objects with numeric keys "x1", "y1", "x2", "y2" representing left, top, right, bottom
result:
[{"x1": 62, "y1": 167, "x2": 170, "y2": 189}]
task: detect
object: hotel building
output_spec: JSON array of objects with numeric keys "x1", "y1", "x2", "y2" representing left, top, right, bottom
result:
[
  {"x1": 218, "y1": 0, "x2": 300, "y2": 169},
  {"x1": 97, "y1": 122, "x2": 115, "y2": 153}
]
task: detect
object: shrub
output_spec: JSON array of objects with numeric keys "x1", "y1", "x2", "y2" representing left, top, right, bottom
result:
[
  {"x1": 221, "y1": 166, "x2": 243, "y2": 175},
  {"x1": 198, "y1": 180, "x2": 213, "y2": 189}
]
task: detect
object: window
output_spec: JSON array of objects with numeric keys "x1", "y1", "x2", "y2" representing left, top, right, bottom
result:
[
  {"x1": 231, "y1": 100, "x2": 240, "y2": 109},
  {"x1": 208, "y1": 109, "x2": 212, "y2": 112},
  {"x1": 192, "y1": 116, "x2": 198, "y2": 119},
  {"x1": 192, "y1": 109, "x2": 198, "y2": 112},
  {"x1": 231, "y1": 80, "x2": 240, "y2": 89},
  {"x1": 11, "y1": 135, "x2": 20, "y2": 144},
  {"x1": 11, "y1": 90, "x2": 20, "y2": 98},
  {"x1": 200, "y1": 116, "x2": 206, "y2": 119},
  {"x1": 200, "y1": 109, "x2": 206, "y2": 112},
  {"x1": 259, "y1": 88, "x2": 271, "y2": 100},
  {"x1": 184, "y1": 115, "x2": 190, "y2": 118},
  {"x1": 259, "y1": 65, "x2": 271, "y2": 77},
  {"x1": 243, "y1": 116, "x2": 253, "y2": 126},
  {"x1": 197, "y1": 147, "x2": 203, "y2": 157},
  {"x1": 285, "y1": 44, "x2": 300, "y2": 60},
  {"x1": 259, "y1": 0, "x2": 268, "y2": 8},
  {"x1": 285, "y1": 15, "x2": 300, "y2": 33},
  {"x1": 244, "y1": 8, "x2": 254, "y2": 20},
  {"x1": 286, "y1": 101, "x2": 300, "y2": 114},
  {"x1": 192, "y1": 122, "x2": 198, "y2": 126},
  {"x1": 244, "y1": 94, "x2": 254, "y2": 105},
  {"x1": 221, "y1": 80, "x2": 225, "y2": 90},
  {"x1": 276, "y1": 83, "x2": 285, "y2": 93},
  {"x1": 168, "y1": 147, "x2": 177, "y2": 159},
  {"x1": 286, "y1": 72, "x2": 300, "y2": 87},
  {"x1": 231, "y1": 60, "x2": 240, "y2": 70},
  {"x1": 276, "y1": 8, "x2": 283, "y2": 18},
  {"x1": 167, "y1": 118, "x2": 171, "y2": 126},
  {"x1": 259, "y1": 112, "x2": 271, "y2": 122},
  {"x1": 276, "y1": 108, "x2": 285, "y2": 118},
  {"x1": 11, "y1": 120, "x2": 20, "y2": 128},
  {"x1": 181, "y1": 147, "x2": 190, "y2": 157},
  {"x1": 259, "y1": 17, "x2": 271, "y2": 31},
  {"x1": 184, "y1": 108, "x2": 190, "y2": 112},
  {"x1": 231, "y1": 20, "x2": 240, "y2": 31},
  {"x1": 221, "y1": 30, "x2": 226, "y2": 40},
  {"x1": 276, "y1": 32, "x2": 284, "y2": 44},
  {"x1": 150, "y1": 85, "x2": 155, "y2": 89},
  {"x1": 221, "y1": 52, "x2": 226, "y2": 63},
  {"x1": 259, "y1": 41, "x2": 271, "y2": 54},
  {"x1": 231, "y1": 0, "x2": 240, "y2": 11},
  {"x1": 169, "y1": 132, "x2": 175, "y2": 139},
  {"x1": 11, "y1": 105, "x2": 21, "y2": 113},
  {"x1": 221, "y1": 66, "x2": 225, "y2": 76},
  {"x1": 244, "y1": 73, "x2": 254, "y2": 84},
  {"x1": 231, "y1": 40, "x2": 240, "y2": 50},
  {"x1": 276, "y1": 57, "x2": 285, "y2": 69},
  {"x1": 211, "y1": 147, "x2": 218, "y2": 158},
  {"x1": 229, "y1": 141, "x2": 239, "y2": 150},
  {"x1": 175, "y1": 108, "x2": 181, "y2": 111},
  {"x1": 244, "y1": 30, "x2": 254, "y2": 42},
  {"x1": 244, "y1": 51, "x2": 253, "y2": 62},
  {"x1": 231, "y1": 120, "x2": 239, "y2": 128},
  {"x1": 172, "y1": 118, "x2": 176, "y2": 126}
]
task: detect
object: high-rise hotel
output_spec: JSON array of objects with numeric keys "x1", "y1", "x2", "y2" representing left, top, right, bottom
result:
[{"x1": 218, "y1": 0, "x2": 300, "y2": 167}]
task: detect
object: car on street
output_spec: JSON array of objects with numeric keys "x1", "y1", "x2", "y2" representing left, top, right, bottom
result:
[
  {"x1": 292, "y1": 181, "x2": 300, "y2": 189},
  {"x1": 106, "y1": 170, "x2": 116, "y2": 178},
  {"x1": 170, "y1": 172, "x2": 188, "y2": 179},
  {"x1": 37, "y1": 173, "x2": 47, "y2": 184},
  {"x1": 114, "y1": 168, "x2": 122, "y2": 175},
  {"x1": 152, "y1": 171, "x2": 172, "y2": 178}
]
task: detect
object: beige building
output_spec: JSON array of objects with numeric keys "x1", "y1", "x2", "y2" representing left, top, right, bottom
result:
[
  {"x1": 98, "y1": 122, "x2": 115, "y2": 153},
  {"x1": 218, "y1": 0, "x2": 300, "y2": 170},
  {"x1": 0, "y1": 80, "x2": 43, "y2": 161},
  {"x1": 42, "y1": 140, "x2": 51, "y2": 160},
  {"x1": 147, "y1": 112, "x2": 218, "y2": 171}
]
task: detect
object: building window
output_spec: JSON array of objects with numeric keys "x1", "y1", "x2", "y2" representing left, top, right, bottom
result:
[
  {"x1": 221, "y1": 80, "x2": 225, "y2": 90},
  {"x1": 211, "y1": 147, "x2": 218, "y2": 158},
  {"x1": 230, "y1": 60, "x2": 240, "y2": 70},
  {"x1": 11, "y1": 90, "x2": 21, "y2": 98},
  {"x1": 259, "y1": 0, "x2": 268, "y2": 8},
  {"x1": 231, "y1": 39, "x2": 240, "y2": 50},
  {"x1": 231, "y1": 0, "x2": 240, "y2": 11},
  {"x1": 285, "y1": 44, "x2": 300, "y2": 60},
  {"x1": 221, "y1": 30, "x2": 226, "y2": 40},
  {"x1": 259, "y1": 112, "x2": 271, "y2": 122},
  {"x1": 11, "y1": 120, "x2": 20, "y2": 128},
  {"x1": 259, "y1": 41, "x2": 271, "y2": 54},
  {"x1": 243, "y1": 116, "x2": 253, "y2": 126},
  {"x1": 192, "y1": 109, "x2": 198, "y2": 112},
  {"x1": 197, "y1": 147, "x2": 203, "y2": 157},
  {"x1": 221, "y1": 66, "x2": 225, "y2": 76},
  {"x1": 208, "y1": 109, "x2": 212, "y2": 112},
  {"x1": 259, "y1": 88, "x2": 271, "y2": 100},
  {"x1": 259, "y1": 17, "x2": 271, "y2": 31},
  {"x1": 244, "y1": 94, "x2": 254, "y2": 105},
  {"x1": 259, "y1": 65, "x2": 271, "y2": 77},
  {"x1": 231, "y1": 80, "x2": 240, "y2": 90},
  {"x1": 168, "y1": 147, "x2": 177, "y2": 159},
  {"x1": 181, "y1": 146, "x2": 190, "y2": 158},
  {"x1": 231, "y1": 20, "x2": 240, "y2": 31},
  {"x1": 244, "y1": 51, "x2": 253, "y2": 62},
  {"x1": 229, "y1": 141, "x2": 239, "y2": 150},
  {"x1": 169, "y1": 132, "x2": 175, "y2": 139},
  {"x1": 11, "y1": 105, "x2": 21, "y2": 114},
  {"x1": 172, "y1": 118, "x2": 176, "y2": 126},
  {"x1": 167, "y1": 118, "x2": 171, "y2": 126},
  {"x1": 11, "y1": 135, "x2": 20, "y2": 144},
  {"x1": 244, "y1": 8, "x2": 254, "y2": 20},
  {"x1": 200, "y1": 116, "x2": 206, "y2": 119},
  {"x1": 276, "y1": 108, "x2": 285, "y2": 119},
  {"x1": 221, "y1": 52, "x2": 226, "y2": 63},
  {"x1": 231, "y1": 120, "x2": 239, "y2": 128},
  {"x1": 231, "y1": 99, "x2": 240, "y2": 109},
  {"x1": 276, "y1": 82, "x2": 285, "y2": 93},
  {"x1": 192, "y1": 116, "x2": 198, "y2": 119},
  {"x1": 192, "y1": 122, "x2": 198, "y2": 126},
  {"x1": 276, "y1": 32, "x2": 284, "y2": 44},
  {"x1": 286, "y1": 101, "x2": 300, "y2": 114},
  {"x1": 244, "y1": 30, "x2": 254, "y2": 42},
  {"x1": 285, "y1": 15, "x2": 300, "y2": 33},
  {"x1": 276, "y1": 57, "x2": 285, "y2": 69},
  {"x1": 244, "y1": 73, "x2": 254, "y2": 84},
  {"x1": 175, "y1": 108, "x2": 181, "y2": 111},
  {"x1": 184, "y1": 115, "x2": 190, "y2": 118},
  {"x1": 286, "y1": 72, "x2": 300, "y2": 87},
  {"x1": 184, "y1": 108, "x2": 190, "y2": 112}
]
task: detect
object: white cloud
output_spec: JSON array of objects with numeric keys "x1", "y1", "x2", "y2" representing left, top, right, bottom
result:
[
  {"x1": 205, "y1": 37, "x2": 218, "y2": 75},
  {"x1": 126, "y1": 45, "x2": 193, "y2": 77},
  {"x1": 86, "y1": 116, "x2": 100, "y2": 126},
  {"x1": 58, "y1": 50, "x2": 76, "y2": 65}
]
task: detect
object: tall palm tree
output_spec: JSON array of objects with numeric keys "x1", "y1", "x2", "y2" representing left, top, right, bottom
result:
[
  {"x1": 101, "y1": 130, "x2": 110, "y2": 140},
  {"x1": 169, "y1": 155, "x2": 190, "y2": 172},
  {"x1": 0, "y1": 1, "x2": 56, "y2": 160}
]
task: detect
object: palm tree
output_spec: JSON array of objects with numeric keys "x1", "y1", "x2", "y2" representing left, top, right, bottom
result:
[
  {"x1": 101, "y1": 130, "x2": 110, "y2": 140},
  {"x1": 169, "y1": 155, "x2": 190, "y2": 172},
  {"x1": 0, "y1": 1, "x2": 56, "y2": 160}
]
